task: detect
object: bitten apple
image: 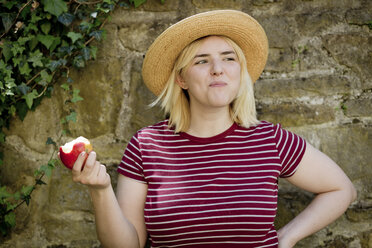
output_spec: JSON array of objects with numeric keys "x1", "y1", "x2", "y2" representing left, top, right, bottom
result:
[{"x1": 59, "y1": 136, "x2": 93, "y2": 169}]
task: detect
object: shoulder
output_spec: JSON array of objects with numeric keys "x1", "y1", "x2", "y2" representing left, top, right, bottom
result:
[
  {"x1": 236, "y1": 120, "x2": 278, "y2": 136},
  {"x1": 135, "y1": 119, "x2": 175, "y2": 139}
]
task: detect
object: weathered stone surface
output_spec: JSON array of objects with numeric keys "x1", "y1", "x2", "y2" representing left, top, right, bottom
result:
[
  {"x1": 295, "y1": 11, "x2": 343, "y2": 36},
  {"x1": 62, "y1": 58, "x2": 125, "y2": 138},
  {"x1": 256, "y1": 15, "x2": 297, "y2": 48},
  {"x1": 289, "y1": 124, "x2": 372, "y2": 195},
  {"x1": 4, "y1": 96, "x2": 62, "y2": 154},
  {"x1": 256, "y1": 101, "x2": 335, "y2": 126},
  {"x1": 344, "y1": 92, "x2": 372, "y2": 117},
  {"x1": 323, "y1": 33, "x2": 372, "y2": 82},
  {"x1": 255, "y1": 74, "x2": 358, "y2": 98}
]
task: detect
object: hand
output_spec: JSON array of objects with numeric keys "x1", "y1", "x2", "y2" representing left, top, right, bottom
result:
[{"x1": 71, "y1": 151, "x2": 111, "y2": 190}]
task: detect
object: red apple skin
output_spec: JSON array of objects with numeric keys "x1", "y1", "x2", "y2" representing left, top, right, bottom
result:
[{"x1": 59, "y1": 142, "x2": 92, "y2": 170}]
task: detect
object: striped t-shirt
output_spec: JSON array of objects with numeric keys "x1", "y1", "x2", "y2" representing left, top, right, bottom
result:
[{"x1": 118, "y1": 120, "x2": 306, "y2": 248}]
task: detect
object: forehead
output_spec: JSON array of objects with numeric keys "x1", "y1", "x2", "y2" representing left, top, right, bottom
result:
[{"x1": 196, "y1": 36, "x2": 235, "y2": 54}]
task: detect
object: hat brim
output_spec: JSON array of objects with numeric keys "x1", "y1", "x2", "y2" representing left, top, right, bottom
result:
[{"x1": 142, "y1": 10, "x2": 269, "y2": 96}]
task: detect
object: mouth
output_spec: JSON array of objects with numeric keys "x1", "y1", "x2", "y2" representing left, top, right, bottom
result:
[{"x1": 209, "y1": 81, "x2": 227, "y2": 87}]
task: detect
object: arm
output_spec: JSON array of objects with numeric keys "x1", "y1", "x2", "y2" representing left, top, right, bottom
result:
[
  {"x1": 278, "y1": 142, "x2": 357, "y2": 247},
  {"x1": 70, "y1": 151, "x2": 148, "y2": 248}
]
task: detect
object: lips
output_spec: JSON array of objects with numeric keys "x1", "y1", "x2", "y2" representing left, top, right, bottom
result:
[{"x1": 209, "y1": 81, "x2": 227, "y2": 87}]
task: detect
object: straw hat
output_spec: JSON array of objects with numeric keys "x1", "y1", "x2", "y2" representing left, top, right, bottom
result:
[{"x1": 142, "y1": 9, "x2": 269, "y2": 96}]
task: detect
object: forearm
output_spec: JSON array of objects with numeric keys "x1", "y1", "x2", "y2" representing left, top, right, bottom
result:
[
  {"x1": 278, "y1": 188, "x2": 355, "y2": 247},
  {"x1": 89, "y1": 185, "x2": 140, "y2": 248}
]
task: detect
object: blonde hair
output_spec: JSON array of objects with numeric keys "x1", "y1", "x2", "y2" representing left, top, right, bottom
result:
[{"x1": 152, "y1": 35, "x2": 259, "y2": 133}]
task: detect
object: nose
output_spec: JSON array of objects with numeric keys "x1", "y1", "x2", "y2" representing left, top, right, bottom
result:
[{"x1": 210, "y1": 60, "x2": 223, "y2": 76}]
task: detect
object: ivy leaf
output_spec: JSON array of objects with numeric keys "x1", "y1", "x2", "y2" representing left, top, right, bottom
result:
[
  {"x1": 73, "y1": 56, "x2": 84, "y2": 68},
  {"x1": 60, "y1": 83, "x2": 70, "y2": 91},
  {"x1": 11, "y1": 44, "x2": 25, "y2": 56},
  {"x1": 28, "y1": 36, "x2": 39, "y2": 51},
  {"x1": 71, "y1": 89, "x2": 84, "y2": 103},
  {"x1": 67, "y1": 32, "x2": 83, "y2": 43},
  {"x1": 81, "y1": 47, "x2": 90, "y2": 61},
  {"x1": 37, "y1": 164, "x2": 52, "y2": 177},
  {"x1": 21, "y1": 185, "x2": 34, "y2": 196},
  {"x1": 79, "y1": 21, "x2": 93, "y2": 33},
  {"x1": 22, "y1": 195, "x2": 31, "y2": 206},
  {"x1": 46, "y1": 137, "x2": 56, "y2": 146},
  {"x1": 130, "y1": 0, "x2": 147, "y2": 8},
  {"x1": 19, "y1": 62, "x2": 32, "y2": 75},
  {"x1": 28, "y1": 50, "x2": 44, "y2": 67},
  {"x1": 4, "y1": 212, "x2": 16, "y2": 227},
  {"x1": 15, "y1": 101, "x2": 28, "y2": 121},
  {"x1": 0, "y1": 13, "x2": 16, "y2": 32},
  {"x1": 49, "y1": 36, "x2": 61, "y2": 52},
  {"x1": 40, "y1": 70, "x2": 53, "y2": 83},
  {"x1": 58, "y1": 12, "x2": 75, "y2": 26},
  {"x1": 47, "y1": 59, "x2": 65, "y2": 71},
  {"x1": 37, "y1": 34, "x2": 57, "y2": 49},
  {"x1": 89, "y1": 30, "x2": 103, "y2": 41},
  {"x1": 1, "y1": 42, "x2": 13, "y2": 62},
  {"x1": 30, "y1": 12, "x2": 42, "y2": 24},
  {"x1": 48, "y1": 159, "x2": 58, "y2": 168},
  {"x1": 8, "y1": 105, "x2": 16, "y2": 117},
  {"x1": 42, "y1": 0, "x2": 68, "y2": 17},
  {"x1": 66, "y1": 111, "x2": 77, "y2": 122},
  {"x1": 22, "y1": 90, "x2": 38, "y2": 109},
  {"x1": 90, "y1": 46, "x2": 98, "y2": 60},
  {"x1": 17, "y1": 83, "x2": 31, "y2": 95},
  {"x1": 3, "y1": 2, "x2": 17, "y2": 9},
  {"x1": 0, "y1": 186, "x2": 12, "y2": 199},
  {"x1": 41, "y1": 22, "x2": 51, "y2": 34}
]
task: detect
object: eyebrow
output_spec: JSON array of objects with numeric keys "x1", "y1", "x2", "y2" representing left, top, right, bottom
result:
[{"x1": 194, "y1": 50, "x2": 236, "y2": 58}]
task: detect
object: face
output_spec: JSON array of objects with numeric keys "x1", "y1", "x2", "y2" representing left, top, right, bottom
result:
[{"x1": 177, "y1": 36, "x2": 241, "y2": 111}]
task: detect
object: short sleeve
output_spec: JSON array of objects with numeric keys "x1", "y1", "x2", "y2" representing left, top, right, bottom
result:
[
  {"x1": 273, "y1": 124, "x2": 307, "y2": 178},
  {"x1": 117, "y1": 133, "x2": 147, "y2": 183}
]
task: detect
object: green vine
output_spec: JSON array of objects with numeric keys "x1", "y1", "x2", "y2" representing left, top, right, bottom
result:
[{"x1": 0, "y1": 0, "x2": 152, "y2": 237}]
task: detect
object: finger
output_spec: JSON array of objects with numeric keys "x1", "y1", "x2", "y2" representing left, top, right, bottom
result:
[
  {"x1": 72, "y1": 151, "x2": 87, "y2": 175},
  {"x1": 90, "y1": 161, "x2": 101, "y2": 178},
  {"x1": 97, "y1": 164, "x2": 110, "y2": 187},
  {"x1": 82, "y1": 151, "x2": 97, "y2": 173}
]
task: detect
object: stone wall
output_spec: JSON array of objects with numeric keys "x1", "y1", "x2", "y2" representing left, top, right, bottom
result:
[{"x1": 1, "y1": 0, "x2": 371, "y2": 247}]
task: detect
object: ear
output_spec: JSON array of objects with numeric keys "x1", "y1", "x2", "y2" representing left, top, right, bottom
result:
[{"x1": 176, "y1": 74, "x2": 188, "y2": 90}]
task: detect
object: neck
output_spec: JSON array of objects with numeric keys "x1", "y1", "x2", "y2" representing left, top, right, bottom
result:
[{"x1": 187, "y1": 104, "x2": 234, "y2": 138}]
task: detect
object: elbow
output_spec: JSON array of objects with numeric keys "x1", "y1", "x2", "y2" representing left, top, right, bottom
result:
[{"x1": 349, "y1": 182, "x2": 357, "y2": 203}]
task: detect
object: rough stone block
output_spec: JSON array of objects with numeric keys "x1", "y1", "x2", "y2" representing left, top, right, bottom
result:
[
  {"x1": 295, "y1": 11, "x2": 342, "y2": 36},
  {"x1": 344, "y1": 95, "x2": 372, "y2": 118},
  {"x1": 256, "y1": 101, "x2": 335, "y2": 127},
  {"x1": 265, "y1": 47, "x2": 293, "y2": 72},
  {"x1": 63, "y1": 58, "x2": 125, "y2": 138},
  {"x1": 323, "y1": 33, "x2": 372, "y2": 82},
  {"x1": 256, "y1": 15, "x2": 296, "y2": 48},
  {"x1": 290, "y1": 124, "x2": 372, "y2": 197},
  {"x1": 255, "y1": 74, "x2": 357, "y2": 98}
]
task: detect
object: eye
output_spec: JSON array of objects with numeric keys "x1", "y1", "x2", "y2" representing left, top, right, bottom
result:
[
  {"x1": 195, "y1": 59, "x2": 208, "y2": 65},
  {"x1": 224, "y1": 57, "x2": 236, "y2": 61}
]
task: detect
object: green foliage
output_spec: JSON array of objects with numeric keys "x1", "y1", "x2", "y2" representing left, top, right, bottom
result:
[{"x1": 0, "y1": 0, "x2": 153, "y2": 237}]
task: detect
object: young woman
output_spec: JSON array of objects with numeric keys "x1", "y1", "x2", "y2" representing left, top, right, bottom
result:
[{"x1": 68, "y1": 10, "x2": 356, "y2": 248}]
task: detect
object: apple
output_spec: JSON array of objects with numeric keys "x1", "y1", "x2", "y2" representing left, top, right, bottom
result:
[{"x1": 59, "y1": 136, "x2": 93, "y2": 169}]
